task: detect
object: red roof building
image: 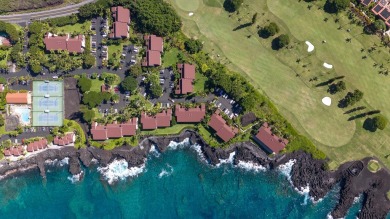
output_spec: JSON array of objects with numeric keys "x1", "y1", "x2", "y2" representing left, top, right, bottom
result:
[
  {"x1": 175, "y1": 104, "x2": 206, "y2": 123},
  {"x1": 253, "y1": 122, "x2": 289, "y2": 154},
  {"x1": 142, "y1": 50, "x2": 161, "y2": 67},
  {"x1": 110, "y1": 6, "x2": 130, "y2": 39},
  {"x1": 44, "y1": 33, "x2": 85, "y2": 53},
  {"x1": 370, "y1": 0, "x2": 390, "y2": 26},
  {"x1": 175, "y1": 63, "x2": 196, "y2": 95},
  {"x1": 90, "y1": 119, "x2": 138, "y2": 141},
  {"x1": 6, "y1": 92, "x2": 31, "y2": 104},
  {"x1": 142, "y1": 35, "x2": 163, "y2": 67},
  {"x1": 27, "y1": 139, "x2": 48, "y2": 152},
  {"x1": 54, "y1": 133, "x2": 75, "y2": 146},
  {"x1": 208, "y1": 110, "x2": 238, "y2": 142},
  {"x1": 140, "y1": 110, "x2": 172, "y2": 130},
  {"x1": 3, "y1": 149, "x2": 11, "y2": 156}
]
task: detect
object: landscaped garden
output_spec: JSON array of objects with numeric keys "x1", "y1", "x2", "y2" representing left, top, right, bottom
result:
[{"x1": 169, "y1": 0, "x2": 390, "y2": 169}]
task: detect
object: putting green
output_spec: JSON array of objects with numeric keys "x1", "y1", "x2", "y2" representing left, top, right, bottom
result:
[
  {"x1": 367, "y1": 160, "x2": 381, "y2": 173},
  {"x1": 174, "y1": 0, "x2": 200, "y2": 12}
]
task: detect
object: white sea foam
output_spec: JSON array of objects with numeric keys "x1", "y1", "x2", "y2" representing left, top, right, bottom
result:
[
  {"x1": 326, "y1": 213, "x2": 334, "y2": 219},
  {"x1": 67, "y1": 171, "x2": 83, "y2": 183},
  {"x1": 295, "y1": 185, "x2": 311, "y2": 205},
  {"x1": 91, "y1": 158, "x2": 98, "y2": 164},
  {"x1": 149, "y1": 145, "x2": 160, "y2": 157},
  {"x1": 158, "y1": 164, "x2": 174, "y2": 178},
  {"x1": 236, "y1": 160, "x2": 267, "y2": 172},
  {"x1": 216, "y1": 151, "x2": 236, "y2": 167},
  {"x1": 277, "y1": 159, "x2": 296, "y2": 182},
  {"x1": 97, "y1": 159, "x2": 145, "y2": 185},
  {"x1": 166, "y1": 138, "x2": 206, "y2": 162},
  {"x1": 45, "y1": 157, "x2": 69, "y2": 167}
]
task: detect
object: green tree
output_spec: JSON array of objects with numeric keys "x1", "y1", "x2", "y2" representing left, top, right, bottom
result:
[
  {"x1": 77, "y1": 77, "x2": 92, "y2": 93},
  {"x1": 259, "y1": 22, "x2": 279, "y2": 38},
  {"x1": 0, "y1": 114, "x2": 4, "y2": 126},
  {"x1": 184, "y1": 39, "x2": 203, "y2": 54},
  {"x1": 372, "y1": 20, "x2": 386, "y2": 32},
  {"x1": 324, "y1": 0, "x2": 350, "y2": 13},
  {"x1": 121, "y1": 76, "x2": 138, "y2": 93},
  {"x1": 111, "y1": 94, "x2": 120, "y2": 103},
  {"x1": 225, "y1": 0, "x2": 244, "y2": 12},
  {"x1": 83, "y1": 53, "x2": 95, "y2": 69},
  {"x1": 29, "y1": 61, "x2": 42, "y2": 74},
  {"x1": 82, "y1": 91, "x2": 103, "y2": 108},
  {"x1": 101, "y1": 73, "x2": 117, "y2": 85},
  {"x1": 82, "y1": 108, "x2": 95, "y2": 124},
  {"x1": 273, "y1": 34, "x2": 290, "y2": 50},
  {"x1": 372, "y1": 115, "x2": 388, "y2": 130},
  {"x1": 131, "y1": 0, "x2": 182, "y2": 36},
  {"x1": 126, "y1": 64, "x2": 143, "y2": 78}
]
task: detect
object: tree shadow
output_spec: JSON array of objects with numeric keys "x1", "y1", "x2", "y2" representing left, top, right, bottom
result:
[
  {"x1": 363, "y1": 118, "x2": 377, "y2": 132},
  {"x1": 223, "y1": 0, "x2": 235, "y2": 13},
  {"x1": 271, "y1": 38, "x2": 281, "y2": 50},
  {"x1": 233, "y1": 22, "x2": 252, "y2": 31}
]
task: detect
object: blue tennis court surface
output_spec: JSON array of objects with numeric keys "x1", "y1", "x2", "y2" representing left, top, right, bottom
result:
[{"x1": 32, "y1": 81, "x2": 64, "y2": 126}]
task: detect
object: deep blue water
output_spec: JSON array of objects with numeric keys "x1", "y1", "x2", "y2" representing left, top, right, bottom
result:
[{"x1": 0, "y1": 142, "x2": 388, "y2": 219}]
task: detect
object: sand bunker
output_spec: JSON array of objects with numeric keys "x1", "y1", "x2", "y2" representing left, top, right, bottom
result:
[
  {"x1": 322, "y1": 97, "x2": 332, "y2": 106},
  {"x1": 188, "y1": 12, "x2": 194, "y2": 16},
  {"x1": 323, "y1": 62, "x2": 333, "y2": 69},
  {"x1": 305, "y1": 41, "x2": 314, "y2": 52}
]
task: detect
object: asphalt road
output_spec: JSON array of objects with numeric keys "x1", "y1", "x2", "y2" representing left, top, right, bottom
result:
[{"x1": 0, "y1": 0, "x2": 96, "y2": 24}]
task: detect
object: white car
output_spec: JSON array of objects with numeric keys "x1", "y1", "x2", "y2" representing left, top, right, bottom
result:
[
  {"x1": 52, "y1": 76, "x2": 58, "y2": 79},
  {"x1": 133, "y1": 48, "x2": 139, "y2": 53}
]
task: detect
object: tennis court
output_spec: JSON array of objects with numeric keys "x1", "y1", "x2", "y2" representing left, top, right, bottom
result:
[
  {"x1": 33, "y1": 96, "x2": 63, "y2": 112},
  {"x1": 32, "y1": 111, "x2": 63, "y2": 126},
  {"x1": 32, "y1": 81, "x2": 64, "y2": 126},
  {"x1": 32, "y1": 81, "x2": 63, "y2": 97}
]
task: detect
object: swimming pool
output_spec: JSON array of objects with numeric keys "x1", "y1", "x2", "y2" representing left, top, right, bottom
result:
[{"x1": 14, "y1": 107, "x2": 31, "y2": 124}]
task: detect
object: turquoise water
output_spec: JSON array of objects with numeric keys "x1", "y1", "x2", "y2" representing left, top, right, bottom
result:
[
  {"x1": 14, "y1": 107, "x2": 30, "y2": 124},
  {"x1": 0, "y1": 143, "x2": 388, "y2": 219}
]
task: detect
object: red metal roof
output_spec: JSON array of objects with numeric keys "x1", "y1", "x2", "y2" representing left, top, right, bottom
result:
[
  {"x1": 181, "y1": 64, "x2": 196, "y2": 79},
  {"x1": 54, "y1": 133, "x2": 75, "y2": 146},
  {"x1": 112, "y1": 6, "x2": 130, "y2": 24},
  {"x1": 254, "y1": 123, "x2": 288, "y2": 154},
  {"x1": 141, "y1": 110, "x2": 172, "y2": 130},
  {"x1": 208, "y1": 111, "x2": 237, "y2": 142},
  {"x1": 3, "y1": 149, "x2": 11, "y2": 156},
  {"x1": 146, "y1": 50, "x2": 161, "y2": 66},
  {"x1": 111, "y1": 21, "x2": 129, "y2": 38},
  {"x1": 106, "y1": 124, "x2": 122, "y2": 138},
  {"x1": 91, "y1": 120, "x2": 138, "y2": 140},
  {"x1": 145, "y1": 35, "x2": 163, "y2": 52},
  {"x1": 44, "y1": 33, "x2": 84, "y2": 53},
  {"x1": 175, "y1": 104, "x2": 206, "y2": 123}
]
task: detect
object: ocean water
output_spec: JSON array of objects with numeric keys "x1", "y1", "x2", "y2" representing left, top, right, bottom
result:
[{"x1": 0, "y1": 141, "x2": 388, "y2": 219}]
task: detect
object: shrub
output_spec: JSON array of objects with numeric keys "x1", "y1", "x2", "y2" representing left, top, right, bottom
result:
[
  {"x1": 77, "y1": 77, "x2": 92, "y2": 93},
  {"x1": 272, "y1": 34, "x2": 290, "y2": 50},
  {"x1": 372, "y1": 115, "x2": 388, "y2": 130},
  {"x1": 259, "y1": 22, "x2": 279, "y2": 38}
]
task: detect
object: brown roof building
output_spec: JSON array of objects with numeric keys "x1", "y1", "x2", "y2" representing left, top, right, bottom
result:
[
  {"x1": 253, "y1": 122, "x2": 289, "y2": 154},
  {"x1": 44, "y1": 33, "x2": 85, "y2": 53},
  {"x1": 6, "y1": 92, "x2": 31, "y2": 104},
  {"x1": 142, "y1": 35, "x2": 163, "y2": 67},
  {"x1": 27, "y1": 139, "x2": 48, "y2": 152},
  {"x1": 208, "y1": 110, "x2": 238, "y2": 142},
  {"x1": 175, "y1": 63, "x2": 196, "y2": 95},
  {"x1": 90, "y1": 118, "x2": 138, "y2": 141},
  {"x1": 175, "y1": 104, "x2": 206, "y2": 123},
  {"x1": 370, "y1": 0, "x2": 390, "y2": 26},
  {"x1": 110, "y1": 6, "x2": 130, "y2": 39},
  {"x1": 140, "y1": 110, "x2": 172, "y2": 130},
  {"x1": 54, "y1": 133, "x2": 75, "y2": 146}
]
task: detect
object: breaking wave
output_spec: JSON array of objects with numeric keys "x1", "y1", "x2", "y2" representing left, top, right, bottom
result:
[
  {"x1": 158, "y1": 164, "x2": 174, "y2": 178},
  {"x1": 45, "y1": 157, "x2": 69, "y2": 167},
  {"x1": 236, "y1": 160, "x2": 267, "y2": 172},
  {"x1": 67, "y1": 171, "x2": 83, "y2": 183},
  {"x1": 97, "y1": 159, "x2": 146, "y2": 185}
]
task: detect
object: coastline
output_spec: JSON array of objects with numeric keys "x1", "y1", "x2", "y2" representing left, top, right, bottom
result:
[{"x1": 0, "y1": 130, "x2": 389, "y2": 219}]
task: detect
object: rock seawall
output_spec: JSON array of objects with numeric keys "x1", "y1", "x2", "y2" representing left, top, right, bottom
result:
[{"x1": 0, "y1": 130, "x2": 389, "y2": 219}]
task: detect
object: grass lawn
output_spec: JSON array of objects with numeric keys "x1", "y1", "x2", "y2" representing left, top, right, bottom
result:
[
  {"x1": 367, "y1": 160, "x2": 381, "y2": 173},
  {"x1": 90, "y1": 78, "x2": 103, "y2": 92},
  {"x1": 169, "y1": 0, "x2": 390, "y2": 168},
  {"x1": 141, "y1": 124, "x2": 195, "y2": 136},
  {"x1": 197, "y1": 124, "x2": 219, "y2": 147},
  {"x1": 57, "y1": 20, "x2": 91, "y2": 34},
  {"x1": 108, "y1": 44, "x2": 123, "y2": 60},
  {"x1": 194, "y1": 71, "x2": 207, "y2": 93},
  {"x1": 162, "y1": 48, "x2": 181, "y2": 67}
]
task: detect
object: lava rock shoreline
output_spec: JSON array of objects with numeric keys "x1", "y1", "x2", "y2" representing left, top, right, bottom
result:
[{"x1": 0, "y1": 130, "x2": 389, "y2": 219}]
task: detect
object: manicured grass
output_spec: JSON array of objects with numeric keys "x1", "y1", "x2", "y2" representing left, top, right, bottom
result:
[
  {"x1": 367, "y1": 160, "x2": 381, "y2": 173},
  {"x1": 174, "y1": 0, "x2": 200, "y2": 11},
  {"x1": 58, "y1": 20, "x2": 91, "y2": 34},
  {"x1": 90, "y1": 79, "x2": 103, "y2": 92},
  {"x1": 197, "y1": 124, "x2": 219, "y2": 147},
  {"x1": 169, "y1": 0, "x2": 390, "y2": 168},
  {"x1": 162, "y1": 48, "x2": 181, "y2": 68},
  {"x1": 108, "y1": 44, "x2": 123, "y2": 61},
  {"x1": 0, "y1": 49, "x2": 9, "y2": 68},
  {"x1": 194, "y1": 71, "x2": 207, "y2": 93},
  {"x1": 141, "y1": 124, "x2": 195, "y2": 136}
]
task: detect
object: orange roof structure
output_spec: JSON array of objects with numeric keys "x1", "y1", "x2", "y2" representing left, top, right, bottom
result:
[{"x1": 6, "y1": 93, "x2": 31, "y2": 104}]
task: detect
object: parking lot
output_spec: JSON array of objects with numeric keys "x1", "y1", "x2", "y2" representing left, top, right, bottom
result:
[{"x1": 213, "y1": 88, "x2": 242, "y2": 119}]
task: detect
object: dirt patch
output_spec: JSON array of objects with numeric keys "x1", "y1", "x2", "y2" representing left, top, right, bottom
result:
[
  {"x1": 5, "y1": 115, "x2": 19, "y2": 131},
  {"x1": 241, "y1": 112, "x2": 257, "y2": 127},
  {"x1": 64, "y1": 78, "x2": 81, "y2": 120}
]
